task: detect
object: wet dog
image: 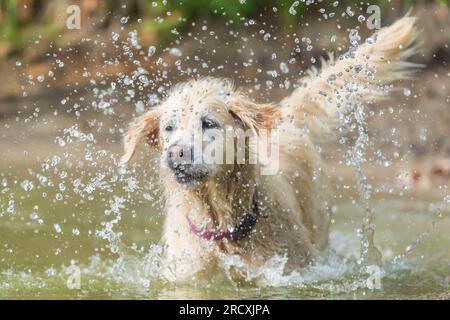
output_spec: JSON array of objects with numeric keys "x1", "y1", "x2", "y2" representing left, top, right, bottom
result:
[{"x1": 121, "y1": 17, "x2": 420, "y2": 281}]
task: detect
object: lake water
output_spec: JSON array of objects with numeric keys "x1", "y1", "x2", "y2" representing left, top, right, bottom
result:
[{"x1": 1, "y1": 158, "x2": 449, "y2": 299}]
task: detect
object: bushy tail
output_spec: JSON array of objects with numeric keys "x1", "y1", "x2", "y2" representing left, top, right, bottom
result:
[{"x1": 281, "y1": 16, "x2": 421, "y2": 141}]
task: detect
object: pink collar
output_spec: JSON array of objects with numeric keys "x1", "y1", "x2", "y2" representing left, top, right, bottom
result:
[{"x1": 186, "y1": 188, "x2": 261, "y2": 241}]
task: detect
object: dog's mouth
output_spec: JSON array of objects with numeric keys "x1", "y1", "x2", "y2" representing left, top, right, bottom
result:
[{"x1": 172, "y1": 165, "x2": 209, "y2": 184}]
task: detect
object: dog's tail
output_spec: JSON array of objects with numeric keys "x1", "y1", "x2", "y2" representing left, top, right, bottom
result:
[{"x1": 281, "y1": 15, "x2": 421, "y2": 142}]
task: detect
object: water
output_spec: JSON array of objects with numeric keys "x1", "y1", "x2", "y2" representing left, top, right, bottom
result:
[
  {"x1": 0, "y1": 154, "x2": 449, "y2": 299},
  {"x1": 1, "y1": 9, "x2": 449, "y2": 300}
]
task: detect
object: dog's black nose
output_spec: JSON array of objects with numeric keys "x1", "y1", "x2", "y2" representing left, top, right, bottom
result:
[{"x1": 167, "y1": 144, "x2": 192, "y2": 170}]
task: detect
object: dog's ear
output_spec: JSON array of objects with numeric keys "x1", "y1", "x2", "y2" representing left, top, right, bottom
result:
[
  {"x1": 227, "y1": 97, "x2": 278, "y2": 133},
  {"x1": 121, "y1": 109, "x2": 160, "y2": 163}
]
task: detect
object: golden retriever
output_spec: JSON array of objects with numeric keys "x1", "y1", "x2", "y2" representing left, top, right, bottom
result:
[{"x1": 121, "y1": 17, "x2": 419, "y2": 282}]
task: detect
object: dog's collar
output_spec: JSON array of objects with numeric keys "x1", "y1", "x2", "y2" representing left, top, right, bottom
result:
[{"x1": 187, "y1": 188, "x2": 262, "y2": 241}]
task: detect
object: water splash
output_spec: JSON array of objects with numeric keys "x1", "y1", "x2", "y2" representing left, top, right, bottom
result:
[
  {"x1": 339, "y1": 29, "x2": 382, "y2": 268},
  {"x1": 2, "y1": 5, "x2": 449, "y2": 299},
  {"x1": 351, "y1": 104, "x2": 382, "y2": 267}
]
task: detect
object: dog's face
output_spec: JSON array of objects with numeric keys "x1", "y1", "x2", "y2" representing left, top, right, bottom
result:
[
  {"x1": 121, "y1": 78, "x2": 277, "y2": 187},
  {"x1": 157, "y1": 91, "x2": 235, "y2": 185}
]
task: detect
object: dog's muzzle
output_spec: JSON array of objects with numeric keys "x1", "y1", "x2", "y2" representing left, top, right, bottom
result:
[{"x1": 167, "y1": 144, "x2": 208, "y2": 184}]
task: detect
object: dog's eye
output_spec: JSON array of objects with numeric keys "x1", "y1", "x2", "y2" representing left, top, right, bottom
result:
[
  {"x1": 202, "y1": 119, "x2": 219, "y2": 130},
  {"x1": 164, "y1": 125, "x2": 174, "y2": 132}
]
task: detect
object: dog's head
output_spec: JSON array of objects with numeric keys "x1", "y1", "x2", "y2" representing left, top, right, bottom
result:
[{"x1": 121, "y1": 77, "x2": 277, "y2": 187}]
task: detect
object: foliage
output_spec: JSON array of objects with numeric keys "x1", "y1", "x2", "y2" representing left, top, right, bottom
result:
[{"x1": 0, "y1": 0, "x2": 445, "y2": 58}]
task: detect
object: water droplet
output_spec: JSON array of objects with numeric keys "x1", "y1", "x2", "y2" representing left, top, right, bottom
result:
[
  {"x1": 54, "y1": 224, "x2": 62, "y2": 233},
  {"x1": 443, "y1": 195, "x2": 450, "y2": 204},
  {"x1": 21, "y1": 180, "x2": 34, "y2": 192},
  {"x1": 289, "y1": 1, "x2": 300, "y2": 15},
  {"x1": 279, "y1": 62, "x2": 289, "y2": 74},
  {"x1": 148, "y1": 46, "x2": 156, "y2": 57},
  {"x1": 345, "y1": 6, "x2": 354, "y2": 17},
  {"x1": 420, "y1": 128, "x2": 427, "y2": 141},
  {"x1": 169, "y1": 47, "x2": 182, "y2": 57}
]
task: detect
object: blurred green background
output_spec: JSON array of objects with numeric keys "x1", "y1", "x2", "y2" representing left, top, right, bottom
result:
[{"x1": 1, "y1": 0, "x2": 449, "y2": 58}]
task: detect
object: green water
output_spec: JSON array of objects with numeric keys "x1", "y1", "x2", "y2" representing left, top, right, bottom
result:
[{"x1": 0, "y1": 161, "x2": 449, "y2": 299}]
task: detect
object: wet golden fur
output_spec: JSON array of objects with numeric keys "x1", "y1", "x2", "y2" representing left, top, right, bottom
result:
[{"x1": 121, "y1": 17, "x2": 420, "y2": 282}]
